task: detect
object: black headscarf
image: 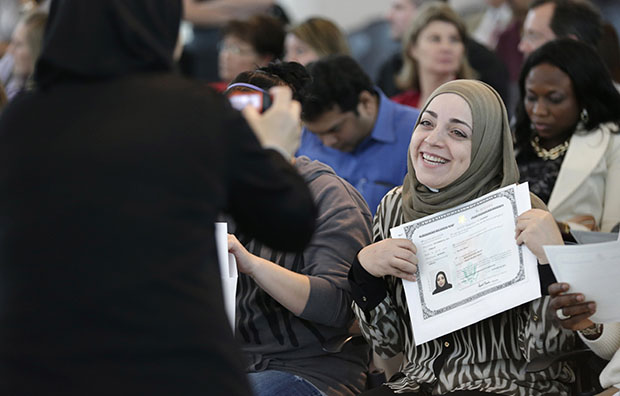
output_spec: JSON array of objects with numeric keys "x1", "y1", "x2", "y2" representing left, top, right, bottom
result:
[
  {"x1": 432, "y1": 271, "x2": 453, "y2": 295},
  {"x1": 34, "y1": 0, "x2": 181, "y2": 88}
]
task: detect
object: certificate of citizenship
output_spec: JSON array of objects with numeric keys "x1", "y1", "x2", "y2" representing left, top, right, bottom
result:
[{"x1": 390, "y1": 183, "x2": 540, "y2": 345}]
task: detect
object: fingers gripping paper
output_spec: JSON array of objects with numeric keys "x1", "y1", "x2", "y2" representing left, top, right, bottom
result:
[
  {"x1": 391, "y1": 183, "x2": 541, "y2": 345},
  {"x1": 545, "y1": 240, "x2": 620, "y2": 323},
  {"x1": 215, "y1": 222, "x2": 238, "y2": 331}
]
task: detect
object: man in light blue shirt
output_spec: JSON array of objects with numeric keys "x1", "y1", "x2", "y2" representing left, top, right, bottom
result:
[{"x1": 298, "y1": 55, "x2": 420, "y2": 215}]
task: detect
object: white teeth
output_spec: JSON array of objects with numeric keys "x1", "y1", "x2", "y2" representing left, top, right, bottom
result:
[{"x1": 422, "y1": 153, "x2": 447, "y2": 164}]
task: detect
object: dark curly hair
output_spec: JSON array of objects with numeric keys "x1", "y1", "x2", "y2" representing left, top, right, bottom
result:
[
  {"x1": 221, "y1": 15, "x2": 285, "y2": 60},
  {"x1": 230, "y1": 62, "x2": 310, "y2": 102},
  {"x1": 301, "y1": 55, "x2": 375, "y2": 122},
  {"x1": 514, "y1": 38, "x2": 620, "y2": 153}
]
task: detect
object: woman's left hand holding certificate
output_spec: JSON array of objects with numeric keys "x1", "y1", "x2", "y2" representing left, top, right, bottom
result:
[{"x1": 515, "y1": 209, "x2": 563, "y2": 264}]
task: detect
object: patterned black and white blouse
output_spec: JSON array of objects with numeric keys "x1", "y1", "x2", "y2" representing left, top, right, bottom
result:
[{"x1": 350, "y1": 187, "x2": 576, "y2": 395}]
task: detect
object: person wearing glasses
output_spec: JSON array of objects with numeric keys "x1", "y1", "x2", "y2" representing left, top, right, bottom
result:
[{"x1": 213, "y1": 14, "x2": 284, "y2": 92}]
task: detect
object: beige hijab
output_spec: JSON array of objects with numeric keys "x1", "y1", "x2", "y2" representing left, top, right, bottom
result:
[{"x1": 401, "y1": 79, "x2": 544, "y2": 222}]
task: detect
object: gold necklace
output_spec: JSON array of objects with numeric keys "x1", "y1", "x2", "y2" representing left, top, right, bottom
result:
[{"x1": 530, "y1": 136, "x2": 569, "y2": 160}]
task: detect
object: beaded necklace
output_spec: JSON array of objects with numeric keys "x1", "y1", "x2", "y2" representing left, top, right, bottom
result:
[{"x1": 530, "y1": 135, "x2": 569, "y2": 160}]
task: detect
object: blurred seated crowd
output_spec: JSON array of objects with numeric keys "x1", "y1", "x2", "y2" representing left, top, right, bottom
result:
[{"x1": 0, "y1": 1, "x2": 619, "y2": 396}]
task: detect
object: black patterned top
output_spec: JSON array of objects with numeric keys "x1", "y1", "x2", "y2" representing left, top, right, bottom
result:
[
  {"x1": 349, "y1": 187, "x2": 575, "y2": 395},
  {"x1": 517, "y1": 148, "x2": 566, "y2": 204}
]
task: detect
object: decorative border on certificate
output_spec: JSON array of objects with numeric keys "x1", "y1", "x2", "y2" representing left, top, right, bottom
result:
[{"x1": 402, "y1": 189, "x2": 526, "y2": 319}]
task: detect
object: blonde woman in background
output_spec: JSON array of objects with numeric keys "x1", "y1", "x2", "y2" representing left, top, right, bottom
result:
[
  {"x1": 392, "y1": 2, "x2": 474, "y2": 109},
  {"x1": 284, "y1": 17, "x2": 350, "y2": 66}
]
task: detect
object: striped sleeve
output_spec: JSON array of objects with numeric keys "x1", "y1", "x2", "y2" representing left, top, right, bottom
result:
[{"x1": 353, "y1": 187, "x2": 409, "y2": 359}]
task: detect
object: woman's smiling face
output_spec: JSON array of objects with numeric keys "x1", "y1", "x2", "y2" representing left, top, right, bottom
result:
[{"x1": 410, "y1": 93, "x2": 473, "y2": 190}]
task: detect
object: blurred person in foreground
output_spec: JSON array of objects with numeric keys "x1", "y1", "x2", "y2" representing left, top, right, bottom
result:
[{"x1": 0, "y1": 1, "x2": 317, "y2": 395}]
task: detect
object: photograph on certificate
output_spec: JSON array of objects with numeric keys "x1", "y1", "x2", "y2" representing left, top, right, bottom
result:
[{"x1": 391, "y1": 183, "x2": 541, "y2": 345}]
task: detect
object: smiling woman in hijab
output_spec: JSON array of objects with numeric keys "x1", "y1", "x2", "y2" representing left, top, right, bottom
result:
[
  {"x1": 0, "y1": 1, "x2": 317, "y2": 395},
  {"x1": 348, "y1": 80, "x2": 575, "y2": 395}
]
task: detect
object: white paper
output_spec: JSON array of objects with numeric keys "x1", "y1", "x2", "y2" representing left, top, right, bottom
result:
[
  {"x1": 571, "y1": 230, "x2": 619, "y2": 244},
  {"x1": 545, "y1": 240, "x2": 620, "y2": 323},
  {"x1": 215, "y1": 222, "x2": 238, "y2": 331},
  {"x1": 390, "y1": 183, "x2": 540, "y2": 345}
]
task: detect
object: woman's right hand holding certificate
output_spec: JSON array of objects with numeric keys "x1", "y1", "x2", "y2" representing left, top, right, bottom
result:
[{"x1": 358, "y1": 239, "x2": 418, "y2": 281}]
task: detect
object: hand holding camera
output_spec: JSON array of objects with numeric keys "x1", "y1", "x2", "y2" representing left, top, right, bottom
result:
[{"x1": 230, "y1": 86, "x2": 302, "y2": 160}]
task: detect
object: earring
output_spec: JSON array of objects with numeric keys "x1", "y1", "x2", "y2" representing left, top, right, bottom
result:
[{"x1": 580, "y1": 108, "x2": 589, "y2": 124}]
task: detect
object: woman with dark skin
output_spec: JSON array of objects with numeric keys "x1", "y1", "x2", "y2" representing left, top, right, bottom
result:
[
  {"x1": 549, "y1": 283, "x2": 620, "y2": 396},
  {"x1": 514, "y1": 39, "x2": 620, "y2": 234}
]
